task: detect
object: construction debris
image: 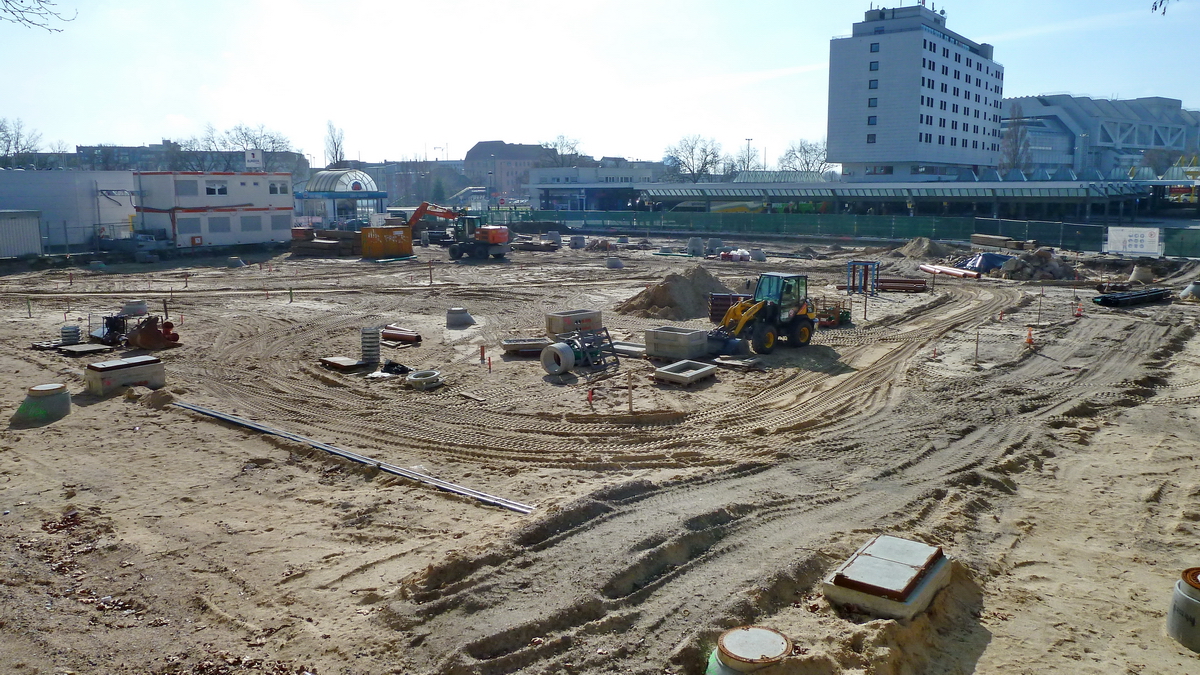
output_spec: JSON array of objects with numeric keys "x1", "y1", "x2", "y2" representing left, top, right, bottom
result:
[
  {"x1": 125, "y1": 316, "x2": 180, "y2": 350},
  {"x1": 990, "y1": 248, "x2": 1078, "y2": 281}
]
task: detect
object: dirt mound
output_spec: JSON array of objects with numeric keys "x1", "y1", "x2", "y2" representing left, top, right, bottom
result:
[
  {"x1": 898, "y1": 237, "x2": 951, "y2": 259},
  {"x1": 615, "y1": 265, "x2": 732, "y2": 320},
  {"x1": 991, "y1": 247, "x2": 1078, "y2": 281}
]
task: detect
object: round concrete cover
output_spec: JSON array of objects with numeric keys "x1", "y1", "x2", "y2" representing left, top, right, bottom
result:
[
  {"x1": 717, "y1": 626, "x2": 791, "y2": 670},
  {"x1": 28, "y1": 383, "x2": 67, "y2": 397}
]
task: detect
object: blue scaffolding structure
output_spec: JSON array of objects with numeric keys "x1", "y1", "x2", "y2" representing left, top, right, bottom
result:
[{"x1": 846, "y1": 260, "x2": 880, "y2": 295}]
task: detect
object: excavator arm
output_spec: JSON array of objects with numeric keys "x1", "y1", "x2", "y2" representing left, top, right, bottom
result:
[{"x1": 406, "y1": 202, "x2": 463, "y2": 227}]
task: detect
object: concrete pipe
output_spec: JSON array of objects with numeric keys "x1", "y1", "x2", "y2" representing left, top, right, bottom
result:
[
  {"x1": 540, "y1": 342, "x2": 575, "y2": 375},
  {"x1": 406, "y1": 370, "x2": 443, "y2": 391}
]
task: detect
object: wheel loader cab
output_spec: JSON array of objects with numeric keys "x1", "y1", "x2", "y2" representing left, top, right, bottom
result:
[{"x1": 753, "y1": 273, "x2": 806, "y2": 306}]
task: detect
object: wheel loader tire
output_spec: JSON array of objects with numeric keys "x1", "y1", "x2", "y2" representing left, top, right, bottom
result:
[
  {"x1": 472, "y1": 245, "x2": 489, "y2": 259},
  {"x1": 448, "y1": 244, "x2": 463, "y2": 260},
  {"x1": 789, "y1": 318, "x2": 814, "y2": 347},
  {"x1": 751, "y1": 323, "x2": 777, "y2": 354},
  {"x1": 541, "y1": 342, "x2": 575, "y2": 375}
]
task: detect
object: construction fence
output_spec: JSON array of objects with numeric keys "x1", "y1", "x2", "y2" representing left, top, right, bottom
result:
[{"x1": 488, "y1": 210, "x2": 1200, "y2": 257}]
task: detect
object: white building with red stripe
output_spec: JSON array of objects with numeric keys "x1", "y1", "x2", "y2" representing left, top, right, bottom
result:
[{"x1": 135, "y1": 171, "x2": 294, "y2": 248}]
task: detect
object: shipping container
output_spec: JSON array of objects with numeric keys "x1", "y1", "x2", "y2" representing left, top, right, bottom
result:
[{"x1": 0, "y1": 210, "x2": 43, "y2": 258}]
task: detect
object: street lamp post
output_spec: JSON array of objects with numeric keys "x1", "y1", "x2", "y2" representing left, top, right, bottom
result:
[{"x1": 745, "y1": 138, "x2": 753, "y2": 172}]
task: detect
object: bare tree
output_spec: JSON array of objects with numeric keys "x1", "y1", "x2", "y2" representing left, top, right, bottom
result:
[
  {"x1": 1151, "y1": 0, "x2": 1174, "y2": 13},
  {"x1": 224, "y1": 123, "x2": 294, "y2": 171},
  {"x1": 168, "y1": 123, "x2": 295, "y2": 171},
  {"x1": 663, "y1": 135, "x2": 723, "y2": 183},
  {"x1": 998, "y1": 102, "x2": 1033, "y2": 175},
  {"x1": 778, "y1": 138, "x2": 832, "y2": 175},
  {"x1": 324, "y1": 121, "x2": 345, "y2": 167},
  {"x1": 733, "y1": 145, "x2": 764, "y2": 173},
  {"x1": 0, "y1": 117, "x2": 43, "y2": 167},
  {"x1": 539, "y1": 135, "x2": 581, "y2": 167},
  {"x1": 0, "y1": 0, "x2": 75, "y2": 31}
]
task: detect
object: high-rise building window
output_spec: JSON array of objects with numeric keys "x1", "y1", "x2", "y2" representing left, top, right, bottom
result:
[
  {"x1": 871, "y1": 42, "x2": 880, "y2": 52},
  {"x1": 868, "y1": 116, "x2": 878, "y2": 125},
  {"x1": 868, "y1": 98, "x2": 878, "y2": 107},
  {"x1": 869, "y1": 61, "x2": 879, "y2": 71},
  {"x1": 867, "y1": 134, "x2": 877, "y2": 144},
  {"x1": 869, "y1": 79, "x2": 879, "y2": 89}
]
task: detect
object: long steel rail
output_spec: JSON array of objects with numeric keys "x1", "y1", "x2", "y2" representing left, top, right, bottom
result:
[{"x1": 172, "y1": 401, "x2": 535, "y2": 514}]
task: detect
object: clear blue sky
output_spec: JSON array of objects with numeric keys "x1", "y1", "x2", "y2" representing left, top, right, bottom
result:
[{"x1": 1, "y1": 0, "x2": 1195, "y2": 167}]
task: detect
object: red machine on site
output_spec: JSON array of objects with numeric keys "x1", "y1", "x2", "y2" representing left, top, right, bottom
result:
[{"x1": 404, "y1": 202, "x2": 512, "y2": 260}]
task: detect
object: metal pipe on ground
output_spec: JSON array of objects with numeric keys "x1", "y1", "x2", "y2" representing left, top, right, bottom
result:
[{"x1": 172, "y1": 401, "x2": 535, "y2": 514}]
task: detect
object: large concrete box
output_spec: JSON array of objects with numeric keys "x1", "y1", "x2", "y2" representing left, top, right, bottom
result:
[
  {"x1": 84, "y1": 355, "x2": 166, "y2": 395},
  {"x1": 546, "y1": 309, "x2": 602, "y2": 336},
  {"x1": 645, "y1": 326, "x2": 708, "y2": 360}
]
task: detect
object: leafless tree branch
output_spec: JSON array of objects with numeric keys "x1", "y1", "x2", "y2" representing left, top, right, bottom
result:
[{"x1": 0, "y1": 0, "x2": 76, "y2": 31}]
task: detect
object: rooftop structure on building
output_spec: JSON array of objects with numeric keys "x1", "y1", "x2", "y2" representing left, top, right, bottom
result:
[
  {"x1": 828, "y1": 4, "x2": 1004, "y2": 182},
  {"x1": 1001, "y1": 95, "x2": 1200, "y2": 177}
]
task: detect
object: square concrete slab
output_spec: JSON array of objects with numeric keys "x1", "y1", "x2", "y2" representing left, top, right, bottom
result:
[{"x1": 821, "y1": 534, "x2": 951, "y2": 620}]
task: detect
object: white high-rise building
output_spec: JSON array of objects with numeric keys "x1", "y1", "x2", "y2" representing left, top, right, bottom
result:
[{"x1": 828, "y1": 5, "x2": 1004, "y2": 182}]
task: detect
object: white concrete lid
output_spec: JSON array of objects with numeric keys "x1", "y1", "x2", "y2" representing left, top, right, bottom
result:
[
  {"x1": 27, "y1": 383, "x2": 67, "y2": 397},
  {"x1": 717, "y1": 626, "x2": 791, "y2": 670}
]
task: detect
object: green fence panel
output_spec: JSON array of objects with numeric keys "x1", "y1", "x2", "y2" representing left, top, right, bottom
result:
[{"x1": 1164, "y1": 228, "x2": 1200, "y2": 258}]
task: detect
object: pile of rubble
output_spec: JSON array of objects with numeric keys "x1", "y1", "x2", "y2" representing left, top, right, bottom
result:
[
  {"x1": 615, "y1": 266, "x2": 732, "y2": 320},
  {"x1": 989, "y1": 247, "x2": 1078, "y2": 281}
]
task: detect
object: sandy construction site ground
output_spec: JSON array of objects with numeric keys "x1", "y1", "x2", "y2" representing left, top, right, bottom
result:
[{"x1": 1, "y1": 239, "x2": 1199, "y2": 675}]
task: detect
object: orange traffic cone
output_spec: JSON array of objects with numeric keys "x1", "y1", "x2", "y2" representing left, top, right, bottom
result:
[
  {"x1": 1025, "y1": 327, "x2": 1034, "y2": 346},
  {"x1": 1074, "y1": 302, "x2": 1083, "y2": 318}
]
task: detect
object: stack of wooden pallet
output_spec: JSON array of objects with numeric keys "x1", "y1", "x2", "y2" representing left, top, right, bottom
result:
[{"x1": 291, "y1": 229, "x2": 363, "y2": 257}]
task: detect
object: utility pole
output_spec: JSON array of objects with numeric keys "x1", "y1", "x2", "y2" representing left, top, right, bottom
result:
[{"x1": 745, "y1": 138, "x2": 753, "y2": 172}]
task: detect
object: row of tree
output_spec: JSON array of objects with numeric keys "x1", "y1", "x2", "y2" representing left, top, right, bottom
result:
[{"x1": 661, "y1": 135, "x2": 834, "y2": 183}]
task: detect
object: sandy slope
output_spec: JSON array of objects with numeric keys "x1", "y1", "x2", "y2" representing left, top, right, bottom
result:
[{"x1": 0, "y1": 243, "x2": 1197, "y2": 674}]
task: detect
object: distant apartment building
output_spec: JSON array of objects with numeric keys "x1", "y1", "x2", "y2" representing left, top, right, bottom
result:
[
  {"x1": 1002, "y1": 95, "x2": 1200, "y2": 177},
  {"x1": 464, "y1": 141, "x2": 546, "y2": 200},
  {"x1": 135, "y1": 172, "x2": 295, "y2": 249},
  {"x1": 828, "y1": 5, "x2": 1004, "y2": 181}
]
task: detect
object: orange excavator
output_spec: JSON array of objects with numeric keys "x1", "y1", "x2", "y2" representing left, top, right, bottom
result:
[{"x1": 405, "y1": 201, "x2": 511, "y2": 261}]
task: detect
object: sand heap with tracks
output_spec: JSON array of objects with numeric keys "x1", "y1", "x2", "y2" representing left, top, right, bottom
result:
[{"x1": 616, "y1": 265, "x2": 732, "y2": 320}]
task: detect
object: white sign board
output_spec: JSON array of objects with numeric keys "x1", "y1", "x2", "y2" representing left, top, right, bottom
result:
[
  {"x1": 1106, "y1": 227, "x2": 1161, "y2": 256},
  {"x1": 245, "y1": 150, "x2": 263, "y2": 170}
]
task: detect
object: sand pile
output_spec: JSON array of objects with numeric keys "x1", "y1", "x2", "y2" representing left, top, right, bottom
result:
[
  {"x1": 898, "y1": 237, "x2": 951, "y2": 259},
  {"x1": 991, "y1": 247, "x2": 1077, "y2": 281},
  {"x1": 615, "y1": 265, "x2": 732, "y2": 320}
]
